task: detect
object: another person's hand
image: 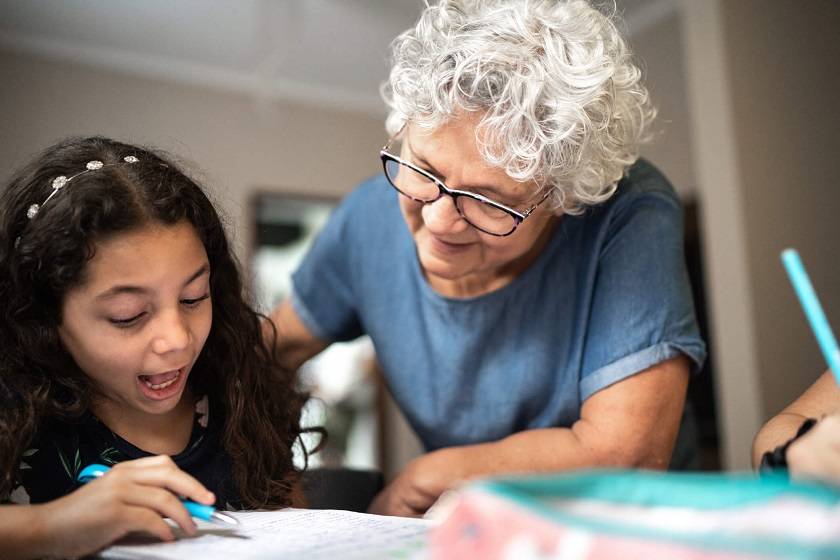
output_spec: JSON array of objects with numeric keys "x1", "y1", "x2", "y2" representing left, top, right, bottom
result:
[
  {"x1": 368, "y1": 448, "x2": 465, "y2": 517},
  {"x1": 36, "y1": 455, "x2": 215, "y2": 558},
  {"x1": 787, "y1": 414, "x2": 840, "y2": 485}
]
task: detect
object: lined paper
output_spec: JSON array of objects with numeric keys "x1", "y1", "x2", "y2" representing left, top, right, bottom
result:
[{"x1": 98, "y1": 508, "x2": 432, "y2": 560}]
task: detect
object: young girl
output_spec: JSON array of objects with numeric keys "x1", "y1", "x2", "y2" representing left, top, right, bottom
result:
[{"x1": 0, "y1": 137, "x2": 313, "y2": 558}]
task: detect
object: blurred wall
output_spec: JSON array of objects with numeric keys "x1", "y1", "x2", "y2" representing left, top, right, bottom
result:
[
  {"x1": 722, "y1": 1, "x2": 840, "y2": 418},
  {"x1": 0, "y1": 49, "x2": 385, "y2": 260},
  {"x1": 631, "y1": 9, "x2": 697, "y2": 200},
  {"x1": 683, "y1": 0, "x2": 840, "y2": 468}
]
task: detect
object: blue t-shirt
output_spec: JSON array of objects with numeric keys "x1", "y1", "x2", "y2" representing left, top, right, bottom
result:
[{"x1": 292, "y1": 159, "x2": 706, "y2": 451}]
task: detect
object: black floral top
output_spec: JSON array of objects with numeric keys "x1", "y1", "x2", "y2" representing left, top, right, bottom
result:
[{"x1": 8, "y1": 396, "x2": 242, "y2": 510}]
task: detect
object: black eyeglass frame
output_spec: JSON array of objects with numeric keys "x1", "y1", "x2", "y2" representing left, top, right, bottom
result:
[{"x1": 379, "y1": 135, "x2": 550, "y2": 237}]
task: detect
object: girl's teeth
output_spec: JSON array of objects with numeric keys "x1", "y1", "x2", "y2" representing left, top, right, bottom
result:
[{"x1": 143, "y1": 371, "x2": 179, "y2": 390}]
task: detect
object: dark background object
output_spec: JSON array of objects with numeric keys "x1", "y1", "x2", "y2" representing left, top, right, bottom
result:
[
  {"x1": 683, "y1": 199, "x2": 721, "y2": 470},
  {"x1": 255, "y1": 222, "x2": 304, "y2": 248},
  {"x1": 302, "y1": 468, "x2": 385, "y2": 513}
]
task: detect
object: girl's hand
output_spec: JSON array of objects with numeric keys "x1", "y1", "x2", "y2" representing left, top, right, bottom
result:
[
  {"x1": 38, "y1": 455, "x2": 215, "y2": 558},
  {"x1": 788, "y1": 414, "x2": 840, "y2": 484}
]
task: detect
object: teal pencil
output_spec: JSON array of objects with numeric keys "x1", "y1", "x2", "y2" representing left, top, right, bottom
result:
[{"x1": 781, "y1": 249, "x2": 840, "y2": 385}]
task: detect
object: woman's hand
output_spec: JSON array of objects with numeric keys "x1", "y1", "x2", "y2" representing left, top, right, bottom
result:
[
  {"x1": 36, "y1": 455, "x2": 215, "y2": 558},
  {"x1": 368, "y1": 448, "x2": 465, "y2": 517},
  {"x1": 787, "y1": 414, "x2": 840, "y2": 484}
]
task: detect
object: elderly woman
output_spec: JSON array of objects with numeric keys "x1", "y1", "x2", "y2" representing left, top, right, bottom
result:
[{"x1": 270, "y1": 0, "x2": 705, "y2": 517}]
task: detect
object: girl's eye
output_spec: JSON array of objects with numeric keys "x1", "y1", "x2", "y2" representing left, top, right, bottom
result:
[
  {"x1": 107, "y1": 294, "x2": 209, "y2": 328},
  {"x1": 109, "y1": 312, "x2": 146, "y2": 328},
  {"x1": 181, "y1": 293, "x2": 210, "y2": 307}
]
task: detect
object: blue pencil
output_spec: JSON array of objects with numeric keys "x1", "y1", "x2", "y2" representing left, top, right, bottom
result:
[{"x1": 781, "y1": 248, "x2": 840, "y2": 385}]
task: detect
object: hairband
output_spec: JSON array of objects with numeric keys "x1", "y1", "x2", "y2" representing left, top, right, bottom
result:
[
  {"x1": 13, "y1": 155, "x2": 140, "y2": 250},
  {"x1": 26, "y1": 155, "x2": 139, "y2": 220}
]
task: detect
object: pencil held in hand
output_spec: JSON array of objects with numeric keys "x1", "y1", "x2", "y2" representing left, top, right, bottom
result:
[{"x1": 781, "y1": 248, "x2": 840, "y2": 385}]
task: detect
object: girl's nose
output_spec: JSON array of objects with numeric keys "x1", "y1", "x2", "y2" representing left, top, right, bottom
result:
[{"x1": 151, "y1": 310, "x2": 191, "y2": 355}]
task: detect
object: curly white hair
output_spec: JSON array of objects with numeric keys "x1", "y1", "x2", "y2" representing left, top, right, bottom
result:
[{"x1": 382, "y1": 0, "x2": 656, "y2": 214}]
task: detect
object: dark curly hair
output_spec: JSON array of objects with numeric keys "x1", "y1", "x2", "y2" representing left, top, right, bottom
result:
[{"x1": 0, "y1": 136, "x2": 313, "y2": 508}]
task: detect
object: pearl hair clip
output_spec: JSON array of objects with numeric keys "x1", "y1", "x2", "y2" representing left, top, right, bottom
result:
[{"x1": 26, "y1": 155, "x2": 139, "y2": 220}]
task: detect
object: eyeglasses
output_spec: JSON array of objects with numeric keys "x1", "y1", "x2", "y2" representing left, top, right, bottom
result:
[{"x1": 380, "y1": 134, "x2": 550, "y2": 237}]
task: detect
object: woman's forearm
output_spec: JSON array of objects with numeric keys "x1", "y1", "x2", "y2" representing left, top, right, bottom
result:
[{"x1": 454, "y1": 423, "x2": 663, "y2": 482}]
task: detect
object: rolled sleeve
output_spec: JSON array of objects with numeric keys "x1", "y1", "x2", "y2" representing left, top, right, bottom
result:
[
  {"x1": 579, "y1": 185, "x2": 707, "y2": 399},
  {"x1": 580, "y1": 342, "x2": 694, "y2": 400},
  {"x1": 290, "y1": 194, "x2": 365, "y2": 343}
]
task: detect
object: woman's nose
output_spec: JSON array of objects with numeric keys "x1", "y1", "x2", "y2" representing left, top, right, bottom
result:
[
  {"x1": 151, "y1": 310, "x2": 191, "y2": 355},
  {"x1": 422, "y1": 194, "x2": 469, "y2": 234}
]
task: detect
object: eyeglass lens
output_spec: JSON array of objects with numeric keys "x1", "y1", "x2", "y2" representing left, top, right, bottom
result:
[{"x1": 384, "y1": 158, "x2": 517, "y2": 235}]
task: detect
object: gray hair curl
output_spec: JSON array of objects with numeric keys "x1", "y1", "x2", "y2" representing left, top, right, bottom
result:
[{"x1": 382, "y1": 0, "x2": 656, "y2": 214}]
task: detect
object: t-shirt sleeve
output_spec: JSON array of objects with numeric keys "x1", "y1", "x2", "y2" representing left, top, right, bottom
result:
[
  {"x1": 579, "y1": 188, "x2": 707, "y2": 401},
  {"x1": 290, "y1": 190, "x2": 365, "y2": 343}
]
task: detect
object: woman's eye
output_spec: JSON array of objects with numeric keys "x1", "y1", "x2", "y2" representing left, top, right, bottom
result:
[
  {"x1": 475, "y1": 191, "x2": 514, "y2": 208},
  {"x1": 181, "y1": 293, "x2": 210, "y2": 307},
  {"x1": 108, "y1": 313, "x2": 145, "y2": 328}
]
